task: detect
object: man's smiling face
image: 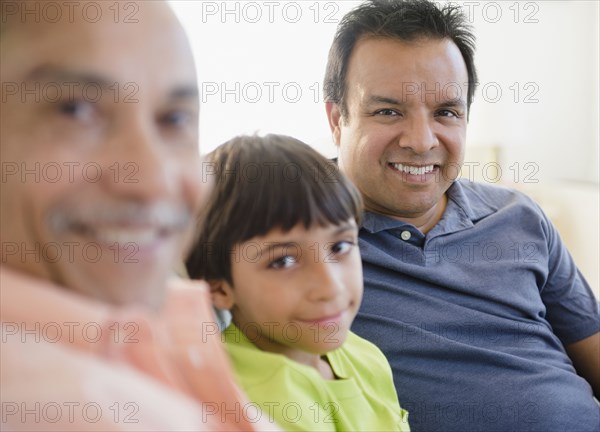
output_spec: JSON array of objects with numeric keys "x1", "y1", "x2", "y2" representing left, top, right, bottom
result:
[
  {"x1": 329, "y1": 37, "x2": 469, "y2": 223},
  {"x1": 0, "y1": 1, "x2": 205, "y2": 307}
]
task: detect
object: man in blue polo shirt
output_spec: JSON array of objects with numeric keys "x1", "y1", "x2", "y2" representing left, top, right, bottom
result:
[{"x1": 324, "y1": 1, "x2": 599, "y2": 431}]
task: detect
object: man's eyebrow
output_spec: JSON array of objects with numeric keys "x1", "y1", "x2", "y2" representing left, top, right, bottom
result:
[
  {"x1": 169, "y1": 85, "x2": 199, "y2": 101},
  {"x1": 366, "y1": 94, "x2": 467, "y2": 110},
  {"x1": 366, "y1": 95, "x2": 406, "y2": 107},
  {"x1": 26, "y1": 65, "x2": 199, "y2": 101},
  {"x1": 437, "y1": 99, "x2": 467, "y2": 110},
  {"x1": 26, "y1": 65, "x2": 114, "y2": 89}
]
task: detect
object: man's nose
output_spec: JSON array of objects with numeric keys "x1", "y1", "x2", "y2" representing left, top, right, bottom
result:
[
  {"x1": 397, "y1": 115, "x2": 439, "y2": 154},
  {"x1": 99, "y1": 116, "x2": 176, "y2": 202}
]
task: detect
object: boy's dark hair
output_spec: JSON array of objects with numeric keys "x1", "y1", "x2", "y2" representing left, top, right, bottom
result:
[
  {"x1": 324, "y1": 0, "x2": 477, "y2": 118},
  {"x1": 185, "y1": 134, "x2": 363, "y2": 285}
]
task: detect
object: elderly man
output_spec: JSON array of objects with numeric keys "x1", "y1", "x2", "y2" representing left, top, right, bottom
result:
[
  {"x1": 0, "y1": 1, "x2": 269, "y2": 430},
  {"x1": 324, "y1": 1, "x2": 599, "y2": 431}
]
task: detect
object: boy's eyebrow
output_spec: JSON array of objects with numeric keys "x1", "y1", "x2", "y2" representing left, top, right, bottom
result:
[
  {"x1": 262, "y1": 242, "x2": 299, "y2": 256},
  {"x1": 261, "y1": 222, "x2": 358, "y2": 254},
  {"x1": 332, "y1": 222, "x2": 357, "y2": 235}
]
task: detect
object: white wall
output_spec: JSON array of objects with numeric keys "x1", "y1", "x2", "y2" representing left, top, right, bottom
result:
[
  {"x1": 467, "y1": 1, "x2": 599, "y2": 185},
  {"x1": 523, "y1": 182, "x2": 599, "y2": 298},
  {"x1": 170, "y1": 1, "x2": 599, "y2": 292},
  {"x1": 170, "y1": 0, "x2": 358, "y2": 157}
]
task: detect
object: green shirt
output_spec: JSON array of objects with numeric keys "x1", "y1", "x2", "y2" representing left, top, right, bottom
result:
[{"x1": 223, "y1": 324, "x2": 410, "y2": 431}]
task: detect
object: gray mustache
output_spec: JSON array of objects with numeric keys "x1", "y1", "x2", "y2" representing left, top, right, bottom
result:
[{"x1": 48, "y1": 201, "x2": 193, "y2": 232}]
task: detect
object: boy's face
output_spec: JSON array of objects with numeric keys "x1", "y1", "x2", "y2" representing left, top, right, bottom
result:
[{"x1": 213, "y1": 220, "x2": 363, "y2": 357}]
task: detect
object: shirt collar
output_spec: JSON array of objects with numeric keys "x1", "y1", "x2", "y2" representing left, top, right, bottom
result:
[{"x1": 361, "y1": 180, "x2": 497, "y2": 235}]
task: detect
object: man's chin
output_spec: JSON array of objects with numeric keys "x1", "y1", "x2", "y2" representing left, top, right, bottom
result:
[{"x1": 63, "y1": 263, "x2": 171, "y2": 309}]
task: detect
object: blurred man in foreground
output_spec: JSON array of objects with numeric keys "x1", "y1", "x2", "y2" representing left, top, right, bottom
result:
[{"x1": 0, "y1": 1, "x2": 270, "y2": 430}]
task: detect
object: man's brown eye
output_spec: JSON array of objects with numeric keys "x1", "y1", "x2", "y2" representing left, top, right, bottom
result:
[
  {"x1": 159, "y1": 111, "x2": 191, "y2": 127},
  {"x1": 375, "y1": 109, "x2": 399, "y2": 116},
  {"x1": 436, "y1": 109, "x2": 457, "y2": 117},
  {"x1": 59, "y1": 100, "x2": 92, "y2": 118}
]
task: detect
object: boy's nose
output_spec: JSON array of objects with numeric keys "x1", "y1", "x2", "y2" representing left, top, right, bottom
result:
[{"x1": 307, "y1": 261, "x2": 345, "y2": 302}]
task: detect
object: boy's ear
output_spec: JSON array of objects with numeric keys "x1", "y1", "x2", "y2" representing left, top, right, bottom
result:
[{"x1": 208, "y1": 279, "x2": 235, "y2": 310}]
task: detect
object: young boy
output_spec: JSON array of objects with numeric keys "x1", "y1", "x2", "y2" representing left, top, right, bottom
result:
[{"x1": 186, "y1": 135, "x2": 410, "y2": 431}]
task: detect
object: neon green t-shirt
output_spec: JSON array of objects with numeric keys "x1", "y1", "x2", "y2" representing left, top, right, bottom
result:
[{"x1": 223, "y1": 324, "x2": 410, "y2": 431}]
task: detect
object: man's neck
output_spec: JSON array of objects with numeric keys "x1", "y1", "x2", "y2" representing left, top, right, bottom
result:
[
  {"x1": 414, "y1": 194, "x2": 448, "y2": 234},
  {"x1": 367, "y1": 194, "x2": 448, "y2": 234}
]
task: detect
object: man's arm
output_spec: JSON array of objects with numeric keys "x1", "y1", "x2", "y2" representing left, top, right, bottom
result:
[{"x1": 565, "y1": 331, "x2": 600, "y2": 399}]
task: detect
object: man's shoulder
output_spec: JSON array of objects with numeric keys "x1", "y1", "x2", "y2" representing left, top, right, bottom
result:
[
  {"x1": 453, "y1": 179, "x2": 535, "y2": 208},
  {"x1": 449, "y1": 179, "x2": 549, "y2": 226},
  {"x1": 1, "y1": 334, "x2": 208, "y2": 430}
]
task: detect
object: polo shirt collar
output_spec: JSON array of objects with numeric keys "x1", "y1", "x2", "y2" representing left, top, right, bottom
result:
[{"x1": 361, "y1": 180, "x2": 497, "y2": 235}]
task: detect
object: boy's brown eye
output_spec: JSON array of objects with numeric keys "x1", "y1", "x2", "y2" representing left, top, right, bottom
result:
[
  {"x1": 269, "y1": 256, "x2": 297, "y2": 270},
  {"x1": 331, "y1": 240, "x2": 355, "y2": 255}
]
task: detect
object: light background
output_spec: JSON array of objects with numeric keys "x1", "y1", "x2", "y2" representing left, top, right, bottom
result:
[
  {"x1": 170, "y1": 0, "x2": 599, "y2": 293},
  {"x1": 171, "y1": 0, "x2": 599, "y2": 184}
]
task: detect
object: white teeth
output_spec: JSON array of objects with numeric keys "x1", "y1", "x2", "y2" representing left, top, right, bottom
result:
[
  {"x1": 94, "y1": 229, "x2": 160, "y2": 246},
  {"x1": 392, "y1": 163, "x2": 435, "y2": 175}
]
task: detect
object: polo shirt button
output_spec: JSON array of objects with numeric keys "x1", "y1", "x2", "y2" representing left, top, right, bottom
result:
[{"x1": 400, "y1": 230, "x2": 411, "y2": 241}]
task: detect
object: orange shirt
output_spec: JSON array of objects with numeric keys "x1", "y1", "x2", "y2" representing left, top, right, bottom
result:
[{"x1": 0, "y1": 266, "x2": 278, "y2": 431}]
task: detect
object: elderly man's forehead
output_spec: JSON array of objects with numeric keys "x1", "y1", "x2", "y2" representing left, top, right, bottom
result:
[
  {"x1": 0, "y1": 0, "x2": 195, "y2": 88},
  {"x1": 0, "y1": 0, "x2": 176, "y2": 34}
]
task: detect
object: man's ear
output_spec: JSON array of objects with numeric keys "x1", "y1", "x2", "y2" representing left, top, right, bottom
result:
[
  {"x1": 208, "y1": 280, "x2": 235, "y2": 310},
  {"x1": 325, "y1": 102, "x2": 343, "y2": 146}
]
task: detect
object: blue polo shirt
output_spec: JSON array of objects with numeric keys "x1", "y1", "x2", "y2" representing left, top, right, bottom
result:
[{"x1": 352, "y1": 179, "x2": 599, "y2": 432}]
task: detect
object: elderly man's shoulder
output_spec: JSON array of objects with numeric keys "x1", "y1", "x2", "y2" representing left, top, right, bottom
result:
[{"x1": 0, "y1": 335, "x2": 208, "y2": 431}]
